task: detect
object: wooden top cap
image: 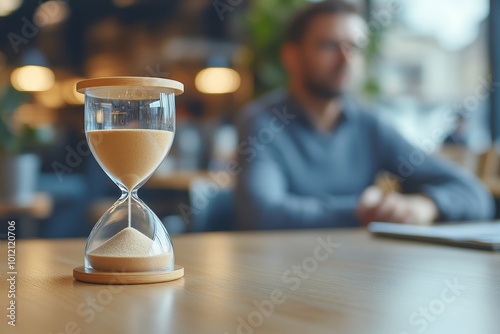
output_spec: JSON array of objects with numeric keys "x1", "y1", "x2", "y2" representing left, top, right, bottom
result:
[{"x1": 76, "y1": 76, "x2": 184, "y2": 95}]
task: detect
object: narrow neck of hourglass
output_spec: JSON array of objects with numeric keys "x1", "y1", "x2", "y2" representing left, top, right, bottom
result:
[
  {"x1": 118, "y1": 185, "x2": 139, "y2": 198},
  {"x1": 116, "y1": 177, "x2": 150, "y2": 195}
]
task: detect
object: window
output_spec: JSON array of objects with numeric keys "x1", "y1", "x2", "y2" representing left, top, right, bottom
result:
[{"x1": 366, "y1": 0, "x2": 490, "y2": 152}]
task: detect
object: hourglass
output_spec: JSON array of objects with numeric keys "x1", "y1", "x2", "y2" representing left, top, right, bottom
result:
[{"x1": 73, "y1": 77, "x2": 184, "y2": 284}]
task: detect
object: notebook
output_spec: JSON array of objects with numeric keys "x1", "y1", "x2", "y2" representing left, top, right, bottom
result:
[{"x1": 368, "y1": 221, "x2": 500, "y2": 250}]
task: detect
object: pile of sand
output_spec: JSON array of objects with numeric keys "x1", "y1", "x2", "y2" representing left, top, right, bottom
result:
[{"x1": 88, "y1": 227, "x2": 172, "y2": 272}]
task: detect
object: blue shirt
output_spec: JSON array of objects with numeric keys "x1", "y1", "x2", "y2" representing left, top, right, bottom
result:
[{"x1": 235, "y1": 90, "x2": 494, "y2": 229}]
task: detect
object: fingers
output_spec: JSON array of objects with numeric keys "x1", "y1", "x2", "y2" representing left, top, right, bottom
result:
[
  {"x1": 357, "y1": 187, "x2": 440, "y2": 226},
  {"x1": 357, "y1": 189, "x2": 410, "y2": 225},
  {"x1": 359, "y1": 186, "x2": 384, "y2": 209},
  {"x1": 357, "y1": 187, "x2": 384, "y2": 226},
  {"x1": 372, "y1": 193, "x2": 407, "y2": 222},
  {"x1": 402, "y1": 195, "x2": 438, "y2": 225}
]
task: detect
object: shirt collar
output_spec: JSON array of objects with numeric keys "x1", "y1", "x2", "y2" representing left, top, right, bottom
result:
[{"x1": 284, "y1": 91, "x2": 355, "y2": 132}]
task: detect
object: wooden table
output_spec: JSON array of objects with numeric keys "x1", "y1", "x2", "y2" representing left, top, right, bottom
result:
[
  {"x1": 0, "y1": 193, "x2": 52, "y2": 219},
  {"x1": 147, "y1": 170, "x2": 234, "y2": 191},
  {"x1": 0, "y1": 193, "x2": 53, "y2": 238},
  {"x1": 146, "y1": 171, "x2": 212, "y2": 191},
  {"x1": 1, "y1": 229, "x2": 499, "y2": 334}
]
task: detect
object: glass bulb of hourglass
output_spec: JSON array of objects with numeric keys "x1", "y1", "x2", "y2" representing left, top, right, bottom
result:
[{"x1": 85, "y1": 129, "x2": 174, "y2": 272}]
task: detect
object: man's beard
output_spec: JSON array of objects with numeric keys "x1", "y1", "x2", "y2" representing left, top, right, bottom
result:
[{"x1": 304, "y1": 79, "x2": 343, "y2": 99}]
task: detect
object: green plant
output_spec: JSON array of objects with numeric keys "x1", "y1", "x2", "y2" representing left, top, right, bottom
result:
[
  {"x1": 360, "y1": 20, "x2": 385, "y2": 100},
  {"x1": 0, "y1": 83, "x2": 38, "y2": 156},
  {"x1": 246, "y1": 0, "x2": 306, "y2": 96}
]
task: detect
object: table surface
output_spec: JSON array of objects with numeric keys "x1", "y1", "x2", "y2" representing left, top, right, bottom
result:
[
  {"x1": 147, "y1": 171, "x2": 211, "y2": 190},
  {"x1": 1, "y1": 229, "x2": 500, "y2": 334},
  {"x1": 0, "y1": 193, "x2": 52, "y2": 219},
  {"x1": 147, "y1": 170, "x2": 234, "y2": 191}
]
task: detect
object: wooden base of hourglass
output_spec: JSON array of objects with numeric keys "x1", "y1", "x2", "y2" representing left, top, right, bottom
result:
[{"x1": 73, "y1": 265, "x2": 184, "y2": 284}]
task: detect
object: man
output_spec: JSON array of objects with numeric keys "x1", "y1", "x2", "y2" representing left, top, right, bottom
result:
[{"x1": 235, "y1": 0, "x2": 494, "y2": 229}]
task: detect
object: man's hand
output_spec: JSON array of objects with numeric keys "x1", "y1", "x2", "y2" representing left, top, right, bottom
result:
[{"x1": 357, "y1": 186, "x2": 439, "y2": 226}]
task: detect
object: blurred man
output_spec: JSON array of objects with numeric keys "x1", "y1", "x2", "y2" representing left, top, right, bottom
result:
[{"x1": 236, "y1": 0, "x2": 494, "y2": 229}]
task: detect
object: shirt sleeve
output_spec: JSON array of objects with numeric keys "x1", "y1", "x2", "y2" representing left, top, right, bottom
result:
[
  {"x1": 235, "y1": 108, "x2": 359, "y2": 230},
  {"x1": 373, "y1": 117, "x2": 495, "y2": 222}
]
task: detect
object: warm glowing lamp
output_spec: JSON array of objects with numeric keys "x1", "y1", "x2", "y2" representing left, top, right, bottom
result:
[
  {"x1": 11, "y1": 66, "x2": 55, "y2": 92},
  {"x1": 195, "y1": 67, "x2": 241, "y2": 94}
]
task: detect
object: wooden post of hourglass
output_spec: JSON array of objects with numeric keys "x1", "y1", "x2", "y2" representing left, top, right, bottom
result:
[{"x1": 73, "y1": 77, "x2": 184, "y2": 285}]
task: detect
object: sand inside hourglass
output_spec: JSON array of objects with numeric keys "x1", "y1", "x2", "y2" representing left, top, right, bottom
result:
[
  {"x1": 86, "y1": 129, "x2": 174, "y2": 272},
  {"x1": 88, "y1": 227, "x2": 172, "y2": 272},
  {"x1": 87, "y1": 129, "x2": 173, "y2": 190}
]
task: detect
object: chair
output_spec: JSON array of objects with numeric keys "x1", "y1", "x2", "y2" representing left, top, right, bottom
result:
[
  {"x1": 187, "y1": 177, "x2": 235, "y2": 232},
  {"x1": 477, "y1": 146, "x2": 500, "y2": 197},
  {"x1": 438, "y1": 144, "x2": 479, "y2": 173}
]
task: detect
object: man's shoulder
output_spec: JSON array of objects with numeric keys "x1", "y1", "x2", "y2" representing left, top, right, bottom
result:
[{"x1": 239, "y1": 89, "x2": 289, "y2": 124}]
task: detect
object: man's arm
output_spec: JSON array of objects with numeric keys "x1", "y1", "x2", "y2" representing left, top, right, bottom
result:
[
  {"x1": 236, "y1": 150, "x2": 359, "y2": 229},
  {"x1": 375, "y1": 118, "x2": 495, "y2": 222},
  {"x1": 235, "y1": 109, "x2": 359, "y2": 230}
]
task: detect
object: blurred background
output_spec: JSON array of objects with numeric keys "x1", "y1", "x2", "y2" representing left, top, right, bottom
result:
[{"x1": 1, "y1": 0, "x2": 499, "y2": 238}]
